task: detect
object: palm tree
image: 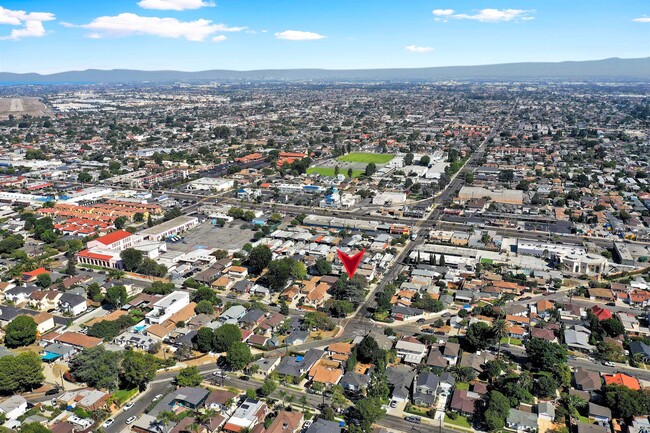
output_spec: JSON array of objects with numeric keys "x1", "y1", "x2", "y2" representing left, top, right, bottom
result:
[
  {"x1": 278, "y1": 390, "x2": 287, "y2": 408},
  {"x1": 108, "y1": 269, "x2": 125, "y2": 281},
  {"x1": 449, "y1": 365, "x2": 476, "y2": 382},
  {"x1": 285, "y1": 395, "x2": 295, "y2": 409},
  {"x1": 299, "y1": 395, "x2": 308, "y2": 412},
  {"x1": 560, "y1": 393, "x2": 587, "y2": 425},
  {"x1": 491, "y1": 318, "x2": 509, "y2": 358}
]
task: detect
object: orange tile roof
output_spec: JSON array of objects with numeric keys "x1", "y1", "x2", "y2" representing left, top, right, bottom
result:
[
  {"x1": 603, "y1": 373, "x2": 640, "y2": 390},
  {"x1": 328, "y1": 342, "x2": 353, "y2": 355},
  {"x1": 309, "y1": 361, "x2": 343, "y2": 384},
  {"x1": 94, "y1": 230, "x2": 132, "y2": 246},
  {"x1": 54, "y1": 332, "x2": 103, "y2": 348}
]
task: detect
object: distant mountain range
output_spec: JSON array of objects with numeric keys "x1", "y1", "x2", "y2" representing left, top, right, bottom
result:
[{"x1": 1, "y1": 57, "x2": 649, "y2": 84}]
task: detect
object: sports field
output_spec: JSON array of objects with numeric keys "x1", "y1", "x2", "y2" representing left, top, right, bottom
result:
[
  {"x1": 336, "y1": 152, "x2": 395, "y2": 164},
  {"x1": 307, "y1": 167, "x2": 364, "y2": 178}
]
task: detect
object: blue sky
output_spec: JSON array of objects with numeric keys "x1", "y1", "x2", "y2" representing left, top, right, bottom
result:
[{"x1": 0, "y1": 0, "x2": 648, "y2": 73}]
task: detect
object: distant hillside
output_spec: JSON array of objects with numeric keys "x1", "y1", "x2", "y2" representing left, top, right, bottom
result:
[{"x1": 1, "y1": 57, "x2": 649, "y2": 84}]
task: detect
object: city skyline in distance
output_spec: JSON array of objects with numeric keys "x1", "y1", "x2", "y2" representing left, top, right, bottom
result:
[{"x1": 0, "y1": 0, "x2": 649, "y2": 74}]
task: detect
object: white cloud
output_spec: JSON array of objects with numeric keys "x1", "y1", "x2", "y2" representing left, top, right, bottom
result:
[
  {"x1": 432, "y1": 9, "x2": 454, "y2": 16},
  {"x1": 137, "y1": 0, "x2": 215, "y2": 11},
  {"x1": 433, "y1": 8, "x2": 534, "y2": 22},
  {"x1": 0, "y1": 6, "x2": 55, "y2": 40},
  {"x1": 75, "y1": 13, "x2": 244, "y2": 41},
  {"x1": 212, "y1": 35, "x2": 226, "y2": 42},
  {"x1": 632, "y1": 17, "x2": 650, "y2": 23},
  {"x1": 275, "y1": 30, "x2": 326, "y2": 40},
  {"x1": 405, "y1": 45, "x2": 433, "y2": 53}
]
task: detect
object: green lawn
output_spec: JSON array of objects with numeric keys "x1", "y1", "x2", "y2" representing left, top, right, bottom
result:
[
  {"x1": 306, "y1": 167, "x2": 363, "y2": 178},
  {"x1": 336, "y1": 152, "x2": 395, "y2": 164},
  {"x1": 500, "y1": 337, "x2": 523, "y2": 346},
  {"x1": 445, "y1": 414, "x2": 472, "y2": 429},
  {"x1": 112, "y1": 388, "x2": 138, "y2": 405},
  {"x1": 455, "y1": 382, "x2": 470, "y2": 391}
]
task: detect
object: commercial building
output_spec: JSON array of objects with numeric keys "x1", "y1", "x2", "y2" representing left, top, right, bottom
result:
[
  {"x1": 138, "y1": 216, "x2": 199, "y2": 241},
  {"x1": 145, "y1": 291, "x2": 191, "y2": 324},
  {"x1": 186, "y1": 177, "x2": 235, "y2": 192},
  {"x1": 458, "y1": 186, "x2": 524, "y2": 205}
]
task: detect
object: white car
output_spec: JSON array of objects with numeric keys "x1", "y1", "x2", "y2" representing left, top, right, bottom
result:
[
  {"x1": 102, "y1": 419, "x2": 114, "y2": 428},
  {"x1": 604, "y1": 361, "x2": 615, "y2": 367},
  {"x1": 123, "y1": 402, "x2": 135, "y2": 411},
  {"x1": 302, "y1": 421, "x2": 312, "y2": 429},
  {"x1": 126, "y1": 416, "x2": 138, "y2": 425},
  {"x1": 152, "y1": 394, "x2": 163, "y2": 402}
]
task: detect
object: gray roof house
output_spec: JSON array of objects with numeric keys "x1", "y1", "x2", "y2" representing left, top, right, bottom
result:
[
  {"x1": 305, "y1": 419, "x2": 341, "y2": 433},
  {"x1": 629, "y1": 340, "x2": 650, "y2": 362},
  {"x1": 340, "y1": 371, "x2": 371, "y2": 393},
  {"x1": 276, "y1": 349, "x2": 323, "y2": 379},
  {"x1": 588, "y1": 403, "x2": 612, "y2": 423},
  {"x1": 220, "y1": 305, "x2": 246, "y2": 322},
  {"x1": 506, "y1": 408, "x2": 538, "y2": 432},
  {"x1": 413, "y1": 372, "x2": 439, "y2": 407},
  {"x1": 387, "y1": 365, "x2": 416, "y2": 402}
]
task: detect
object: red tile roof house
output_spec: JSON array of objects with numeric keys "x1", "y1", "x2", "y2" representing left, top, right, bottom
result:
[
  {"x1": 21, "y1": 267, "x2": 50, "y2": 283},
  {"x1": 591, "y1": 305, "x2": 613, "y2": 321}
]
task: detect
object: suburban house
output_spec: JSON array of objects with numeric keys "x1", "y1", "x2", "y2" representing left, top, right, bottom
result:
[
  {"x1": 223, "y1": 399, "x2": 267, "y2": 433},
  {"x1": 265, "y1": 411, "x2": 303, "y2": 433},
  {"x1": 0, "y1": 395, "x2": 27, "y2": 420},
  {"x1": 506, "y1": 408, "x2": 538, "y2": 432},
  {"x1": 58, "y1": 293, "x2": 87, "y2": 316},
  {"x1": 395, "y1": 339, "x2": 427, "y2": 365},
  {"x1": 413, "y1": 372, "x2": 439, "y2": 407}
]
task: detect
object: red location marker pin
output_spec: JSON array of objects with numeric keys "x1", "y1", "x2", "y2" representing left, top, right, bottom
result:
[{"x1": 337, "y1": 249, "x2": 366, "y2": 279}]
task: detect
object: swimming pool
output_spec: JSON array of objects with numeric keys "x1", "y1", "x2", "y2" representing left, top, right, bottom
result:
[{"x1": 42, "y1": 352, "x2": 60, "y2": 361}]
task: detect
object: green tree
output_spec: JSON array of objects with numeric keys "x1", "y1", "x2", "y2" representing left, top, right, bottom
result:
[
  {"x1": 603, "y1": 385, "x2": 649, "y2": 418},
  {"x1": 465, "y1": 322, "x2": 494, "y2": 352},
  {"x1": 5, "y1": 316, "x2": 38, "y2": 348},
  {"x1": 248, "y1": 245, "x2": 272, "y2": 274},
  {"x1": 364, "y1": 162, "x2": 377, "y2": 177},
  {"x1": 120, "y1": 248, "x2": 143, "y2": 272},
  {"x1": 524, "y1": 338, "x2": 567, "y2": 371},
  {"x1": 105, "y1": 285, "x2": 128, "y2": 309},
  {"x1": 176, "y1": 366, "x2": 202, "y2": 387},
  {"x1": 404, "y1": 153, "x2": 414, "y2": 165},
  {"x1": 114, "y1": 216, "x2": 127, "y2": 230},
  {"x1": 65, "y1": 257, "x2": 77, "y2": 276},
  {"x1": 77, "y1": 171, "x2": 92, "y2": 183},
  {"x1": 0, "y1": 352, "x2": 44, "y2": 393},
  {"x1": 69, "y1": 346, "x2": 121, "y2": 390},
  {"x1": 534, "y1": 375, "x2": 558, "y2": 398},
  {"x1": 483, "y1": 390, "x2": 510, "y2": 431},
  {"x1": 194, "y1": 300, "x2": 214, "y2": 315},
  {"x1": 260, "y1": 378, "x2": 277, "y2": 397},
  {"x1": 36, "y1": 273, "x2": 51, "y2": 288},
  {"x1": 354, "y1": 396, "x2": 385, "y2": 432},
  {"x1": 195, "y1": 328, "x2": 214, "y2": 353},
  {"x1": 314, "y1": 258, "x2": 332, "y2": 276},
  {"x1": 225, "y1": 342, "x2": 252, "y2": 371},
  {"x1": 133, "y1": 212, "x2": 145, "y2": 223},
  {"x1": 419, "y1": 155, "x2": 430, "y2": 166},
  {"x1": 213, "y1": 324, "x2": 242, "y2": 352},
  {"x1": 121, "y1": 351, "x2": 158, "y2": 390},
  {"x1": 357, "y1": 335, "x2": 380, "y2": 364},
  {"x1": 279, "y1": 301, "x2": 289, "y2": 316},
  {"x1": 144, "y1": 281, "x2": 175, "y2": 295}
]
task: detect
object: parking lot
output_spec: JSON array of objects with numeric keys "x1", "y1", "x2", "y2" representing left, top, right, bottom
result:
[{"x1": 166, "y1": 220, "x2": 257, "y2": 253}]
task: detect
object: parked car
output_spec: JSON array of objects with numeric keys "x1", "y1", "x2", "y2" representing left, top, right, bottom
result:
[
  {"x1": 416, "y1": 318, "x2": 426, "y2": 323},
  {"x1": 604, "y1": 361, "x2": 615, "y2": 367},
  {"x1": 405, "y1": 416, "x2": 421, "y2": 424},
  {"x1": 123, "y1": 402, "x2": 135, "y2": 411},
  {"x1": 45, "y1": 388, "x2": 60, "y2": 396},
  {"x1": 152, "y1": 394, "x2": 163, "y2": 402},
  {"x1": 126, "y1": 416, "x2": 137, "y2": 425},
  {"x1": 390, "y1": 400, "x2": 397, "y2": 408},
  {"x1": 102, "y1": 419, "x2": 114, "y2": 428},
  {"x1": 240, "y1": 375, "x2": 250, "y2": 381}
]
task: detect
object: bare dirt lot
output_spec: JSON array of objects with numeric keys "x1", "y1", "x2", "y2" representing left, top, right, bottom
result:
[{"x1": 0, "y1": 97, "x2": 51, "y2": 119}]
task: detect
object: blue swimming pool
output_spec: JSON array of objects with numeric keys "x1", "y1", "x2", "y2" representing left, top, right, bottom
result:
[
  {"x1": 134, "y1": 324, "x2": 147, "y2": 332},
  {"x1": 42, "y1": 352, "x2": 60, "y2": 361}
]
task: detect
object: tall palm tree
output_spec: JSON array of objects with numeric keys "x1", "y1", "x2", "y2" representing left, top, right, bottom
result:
[
  {"x1": 278, "y1": 390, "x2": 287, "y2": 408},
  {"x1": 491, "y1": 318, "x2": 509, "y2": 358},
  {"x1": 285, "y1": 395, "x2": 295, "y2": 409},
  {"x1": 299, "y1": 396, "x2": 308, "y2": 412}
]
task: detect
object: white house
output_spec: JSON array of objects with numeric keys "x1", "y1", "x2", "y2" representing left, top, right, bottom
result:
[
  {"x1": 58, "y1": 293, "x2": 88, "y2": 316},
  {"x1": 0, "y1": 395, "x2": 27, "y2": 420},
  {"x1": 145, "y1": 291, "x2": 190, "y2": 324},
  {"x1": 395, "y1": 340, "x2": 428, "y2": 364}
]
